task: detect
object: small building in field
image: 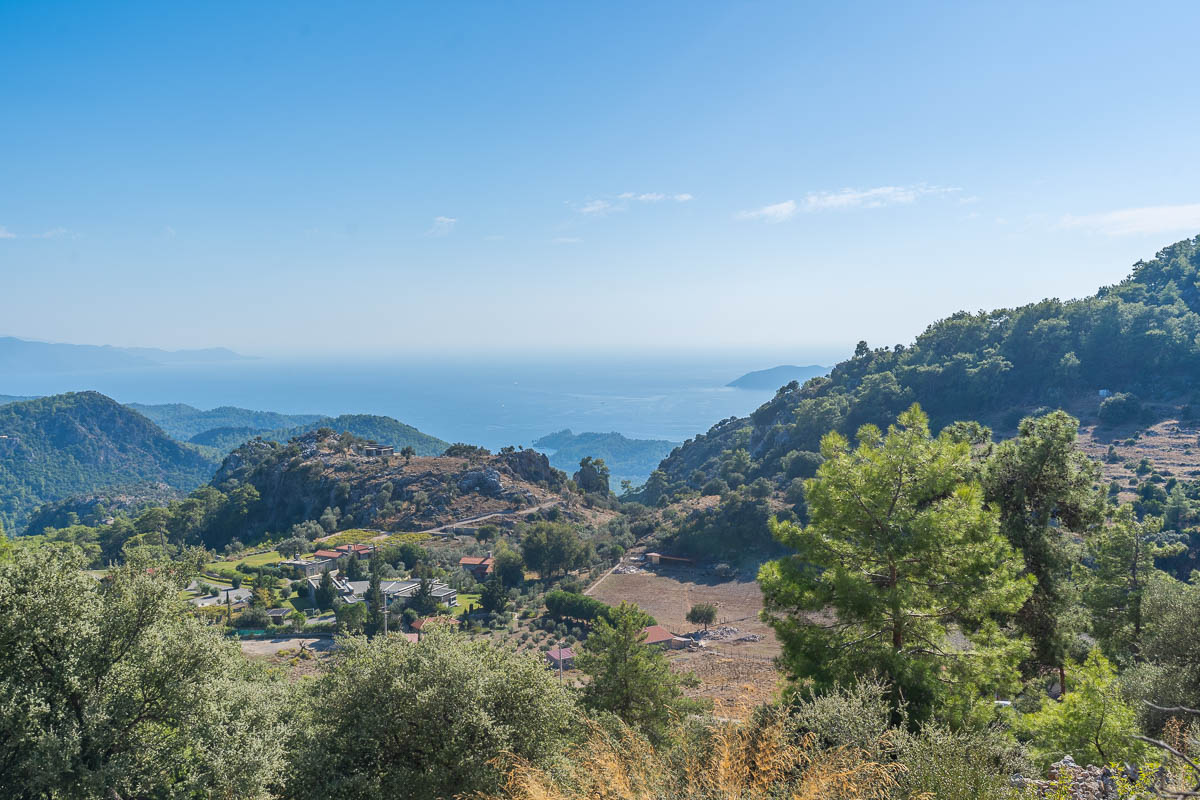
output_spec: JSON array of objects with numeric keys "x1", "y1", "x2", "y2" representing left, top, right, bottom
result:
[
  {"x1": 642, "y1": 625, "x2": 689, "y2": 649},
  {"x1": 644, "y1": 552, "x2": 693, "y2": 567},
  {"x1": 266, "y1": 607, "x2": 292, "y2": 624},
  {"x1": 458, "y1": 555, "x2": 495, "y2": 580},
  {"x1": 545, "y1": 646, "x2": 575, "y2": 671}
]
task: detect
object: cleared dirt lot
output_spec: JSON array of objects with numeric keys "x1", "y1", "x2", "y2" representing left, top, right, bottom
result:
[{"x1": 589, "y1": 567, "x2": 784, "y2": 717}]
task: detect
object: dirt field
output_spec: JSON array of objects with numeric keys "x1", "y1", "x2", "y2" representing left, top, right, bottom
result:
[
  {"x1": 1077, "y1": 415, "x2": 1200, "y2": 500},
  {"x1": 588, "y1": 567, "x2": 784, "y2": 717}
]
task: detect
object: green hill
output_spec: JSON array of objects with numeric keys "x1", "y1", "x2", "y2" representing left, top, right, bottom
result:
[
  {"x1": 644, "y1": 234, "x2": 1200, "y2": 501},
  {"x1": 264, "y1": 414, "x2": 449, "y2": 457},
  {"x1": 0, "y1": 392, "x2": 217, "y2": 532},
  {"x1": 128, "y1": 402, "x2": 323, "y2": 440}
]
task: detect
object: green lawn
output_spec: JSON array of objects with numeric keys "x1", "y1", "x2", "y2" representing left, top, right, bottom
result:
[
  {"x1": 238, "y1": 550, "x2": 284, "y2": 567},
  {"x1": 455, "y1": 593, "x2": 481, "y2": 617}
]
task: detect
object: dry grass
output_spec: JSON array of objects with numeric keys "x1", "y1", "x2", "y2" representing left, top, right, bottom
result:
[{"x1": 476, "y1": 712, "x2": 900, "y2": 800}]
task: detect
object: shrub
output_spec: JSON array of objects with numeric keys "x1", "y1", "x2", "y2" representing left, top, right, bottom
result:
[{"x1": 1099, "y1": 392, "x2": 1142, "y2": 426}]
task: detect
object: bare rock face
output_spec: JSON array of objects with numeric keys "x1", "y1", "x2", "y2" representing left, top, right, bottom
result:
[
  {"x1": 457, "y1": 467, "x2": 504, "y2": 496},
  {"x1": 498, "y1": 449, "x2": 566, "y2": 488}
]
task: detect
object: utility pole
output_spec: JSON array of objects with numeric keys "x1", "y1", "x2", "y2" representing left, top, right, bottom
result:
[{"x1": 383, "y1": 605, "x2": 389, "y2": 636}]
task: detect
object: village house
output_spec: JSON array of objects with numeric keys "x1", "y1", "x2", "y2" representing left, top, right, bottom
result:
[
  {"x1": 279, "y1": 557, "x2": 333, "y2": 577},
  {"x1": 642, "y1": 624, "x2": 690, "y2": 649},
  {"x1": 458, "y1": 555, "x2": 494, "y2": 580},
  {"x1": 306, "y1": 573, "x2": 457, "y2": 608},
  {"x1": 545, "y1": 646, "x2": 574, "y2": 671},
  {"x1": 334, "y1": 543, "x2": 376, "y2": 560}
]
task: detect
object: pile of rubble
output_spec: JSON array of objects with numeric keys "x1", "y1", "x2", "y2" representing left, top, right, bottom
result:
[
  {"x1": 686, "y1": 625, "x2": 742, "y2": 642},
  {"x1": 612, "y1": 564, "x2": 645, "y2": 575},
  {"x1": 1011, "y1": 756, "x2": 1131, "y2": 799}
]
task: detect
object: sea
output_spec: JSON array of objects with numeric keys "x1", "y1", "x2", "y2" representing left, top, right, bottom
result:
[{"x1": 1, "y1": 354, "x2": 811, "y2": 451}]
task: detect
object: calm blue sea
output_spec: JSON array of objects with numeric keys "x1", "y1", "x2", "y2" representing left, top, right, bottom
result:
[{"x1": 2, "y1": 355, "x2": 788, "y2": 450}]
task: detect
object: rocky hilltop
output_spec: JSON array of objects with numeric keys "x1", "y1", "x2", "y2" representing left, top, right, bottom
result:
[{"x1": 207, "y1": 432, "x2": 567, "y2": 547}]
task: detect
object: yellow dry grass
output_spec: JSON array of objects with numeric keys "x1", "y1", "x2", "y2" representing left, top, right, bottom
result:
[{"x1": 476, "y1": 711, "x2": 900, "y2": 800}]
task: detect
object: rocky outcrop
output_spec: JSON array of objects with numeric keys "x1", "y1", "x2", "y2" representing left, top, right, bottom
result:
[
  {"x1": 457, "y1": 467, "x2": 504, "y2": 496},
  {"x1": 498, "y1": 449, "x2": 566, "y2": 488}
]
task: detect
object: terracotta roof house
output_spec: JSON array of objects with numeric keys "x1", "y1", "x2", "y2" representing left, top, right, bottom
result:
[
  {"x1": 314, "y1": 549, "x2": 342, "y2": 560},
  {"x1": 334, "y1": 543, "x2": 375, "y2": 559},
  {"x1": 545, "y1": 646, "x2": 575, "y2": 671},
  {"x1": 458, "y1": 555, "x2": 495, "y2": 580},
  {"x1": 642, "y1": 625, "x2": 689, "y2": 649}
]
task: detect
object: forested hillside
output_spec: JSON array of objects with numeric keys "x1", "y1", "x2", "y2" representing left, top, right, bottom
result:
[
  {"x1": 647, "y1": 235, "x2": 1200, "y2": 499},
  {"x1": 22, "y1": 429, "x2": 568, "y2": 559},
  {"x1": 131, "y1": 403, "x2": 449, "y2": 456},
  {"x1": 266, "y1": 414, "x2": 448, "y2": 457},
  {"x1": 0, "y1": 393, "x2": 216, "y2": 531}
]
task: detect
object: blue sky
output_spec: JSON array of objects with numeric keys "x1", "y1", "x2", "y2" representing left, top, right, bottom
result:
[{"x1": 3, "y1": 1, "x2": 1199, "y2": 360}]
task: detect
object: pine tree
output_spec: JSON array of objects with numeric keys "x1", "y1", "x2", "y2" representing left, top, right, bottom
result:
[
  {"x1": 983, "y1": 411, "x2": 1103, "y2": 688},
  {"x1": 760, "y1": 404, "x2": 1032, "y2": 722},
  {"x1": 577, "y1": 602, "x2": 700, "y2": 744}
]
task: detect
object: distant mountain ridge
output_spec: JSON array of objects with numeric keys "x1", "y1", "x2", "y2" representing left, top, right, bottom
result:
[
  {"x1": 727, "y1": 364, "x2": 828, "y2": 390},
  {"x1": 0, "y1": 336, "x2": 250, "y2": 374},
  {"x1": 0, "y1": 392, "x2": 217, "y2": 532}
]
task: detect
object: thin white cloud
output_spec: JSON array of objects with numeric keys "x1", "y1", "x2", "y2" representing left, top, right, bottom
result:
[
  {"x1": 737, "y1": 200, "x2": 798, "y2": 223},
  {"x1": 552, "y1": 236, "x2": 582, "y2": 244},
  {"x1": 31, "y1": 227, "x2": 68, "y2": 239},
  {"x1": 0, "y1": 226, "x2": 15, "y2": 239},
  {"x1": 579, "y1": 199, "x2": 614, "y2": 216},
  {"x1": 802, "y1": 184, "x2": 956, "y2": 211},
  {"x1": 1059, "y1": 203, "x2": 1200, "y2": 236},
  {"x1": 427, "y1": 216, "x2": 457, "y2": 236},
  {"x1": 738, "y1": 184, "x2": 957, "y2": 222},
  {"x1": 580, "y1": 192, "x2": 692, "y2": 214}
]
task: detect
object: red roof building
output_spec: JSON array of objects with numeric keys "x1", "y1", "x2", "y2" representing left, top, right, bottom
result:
[
  {"x1": 642, "y1": 625, "x2": 683, "y2": 648},
  {"x1": 545, "y1": 647, "x2": 575, "y2": 670},
  {"x1": 314, "y1": 549, "x2": 341, "y2": 560},
  {"x1": 335, "y1": 543, "x2": 375, "y2": 559},
  {"x1": 458, "y1": 555, "x2": 495, "y2": 580}
]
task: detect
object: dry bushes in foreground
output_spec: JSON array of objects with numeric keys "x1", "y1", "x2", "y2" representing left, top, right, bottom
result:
[{"x1": 477, "y1": 710, "x2": 900, "y2": 800}]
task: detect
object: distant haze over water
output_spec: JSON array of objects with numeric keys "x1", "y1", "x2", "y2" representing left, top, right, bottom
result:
[{"x1": 0, "y1": 355, "x2": 815, "y2": 450}]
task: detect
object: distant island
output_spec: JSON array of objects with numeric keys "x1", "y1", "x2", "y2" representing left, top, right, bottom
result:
[
  {"x1": 532, "y1": 429, "x2": 680, "y2": 489},
  {"x1": 0, "y1": 336, "x2": 252, "y2": 374},
  {"x1": 727, "y1": 364, "x2": 828, "y2": 390}
]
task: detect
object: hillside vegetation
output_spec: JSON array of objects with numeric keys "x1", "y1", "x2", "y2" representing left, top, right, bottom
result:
[
  {"x1": 0, "y1": 392, "x2": 216, "y2": 531},
  {"x1": 646, "y1": 235, "x2": 1200, "y2": 500},
  {"x1": 23, "y1": 428, "x2": 569, "y2": 559}
]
